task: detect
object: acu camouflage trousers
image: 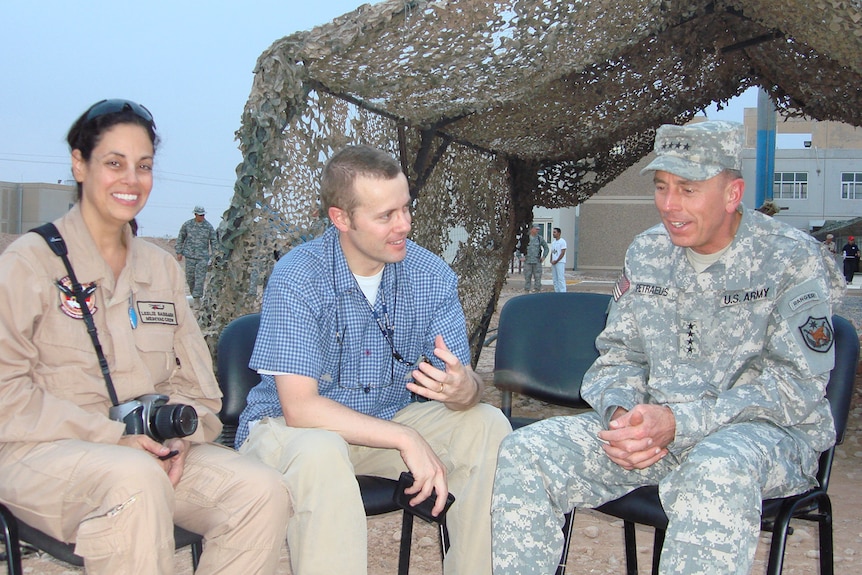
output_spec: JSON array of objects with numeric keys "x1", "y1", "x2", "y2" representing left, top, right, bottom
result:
[
  {"x1": 523, "y1": 262, "x2": 543, "y2": 292},
  {"x1": 184, "y1": 257, "x2": 208, "y2": 299},
  {"x1": 491, "y1": 412, "x2": 818, "y2": 575}
]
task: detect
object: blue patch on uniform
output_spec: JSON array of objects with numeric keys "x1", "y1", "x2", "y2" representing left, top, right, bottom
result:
[{"x1": 798, "y1": 316, "x2": 834, "y2": 353}]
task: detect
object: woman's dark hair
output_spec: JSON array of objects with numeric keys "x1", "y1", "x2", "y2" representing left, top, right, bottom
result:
[{"x1": 66, "y1": 99, "x2": 159, "y2": 200}]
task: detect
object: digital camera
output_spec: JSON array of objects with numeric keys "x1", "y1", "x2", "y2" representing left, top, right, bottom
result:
[{"x1": 109, "y1": 393, "x2": 198, "y2": 442}]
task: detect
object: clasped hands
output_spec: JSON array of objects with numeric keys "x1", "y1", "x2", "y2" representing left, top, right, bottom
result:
[{"x1": 598, "y1": 404, "x2": 676, "y2": 470}]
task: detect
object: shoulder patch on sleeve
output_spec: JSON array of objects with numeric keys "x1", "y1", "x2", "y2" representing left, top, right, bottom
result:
[
  {"x1": 778, "y1": 277, "x2": 830, "y2": 319},
  {"x1": 798, "y1": 316, "x2": 834, "y2": 353},
  {"x1": 613, "y1": 272, "x2": 630, "y2": 302}
]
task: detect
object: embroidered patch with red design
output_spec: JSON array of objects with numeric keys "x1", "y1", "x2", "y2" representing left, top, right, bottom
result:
[
  {"x1": 613, "y1": 272, "x2": 630, "y2": 302},
  {"x1": 798, "y1": 316, "x2": 834, "y2": 353},
  {"x1": 56, "y1": 276, "x2": 98, "y2": 319}
]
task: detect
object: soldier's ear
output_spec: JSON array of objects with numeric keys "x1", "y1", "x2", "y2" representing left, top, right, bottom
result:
[{"x1": 725, "y1": 176, "x2": 744, "y2": 213}]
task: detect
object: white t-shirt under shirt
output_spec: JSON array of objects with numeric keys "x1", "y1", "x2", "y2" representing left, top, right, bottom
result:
[
  {"x1": 686, "y1": 243, "x2": 731, "y2": 273},
  {"x1": 353, "y1": 268, "x2": 384, "y2": 304}
]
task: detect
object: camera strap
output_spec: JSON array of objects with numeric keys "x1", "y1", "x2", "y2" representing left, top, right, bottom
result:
[{"x1": 30, "y1": 223, "x2": 120, "y2": 406}]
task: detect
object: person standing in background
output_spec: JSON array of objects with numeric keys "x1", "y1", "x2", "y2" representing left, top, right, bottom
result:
[
  {"x1": 823, "y1": 233, "x2": 837, "y2": 257},
  {"x1": 550, "y1": 227, "x2": 567, "y2": 292},
  {"x1": 521, "y1": 225, "x2": 548, "y2": 293},
  {"x1": 176, "y1": 206, "x2": 216, "y2": 305},
  {"x1": 841, "y1": 235, "x2": 859, "y2": 285}
]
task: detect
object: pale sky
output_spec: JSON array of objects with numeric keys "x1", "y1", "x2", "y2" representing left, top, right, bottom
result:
[{"x1": 1, "y1": 1, "x2": 755, "y2": 237}]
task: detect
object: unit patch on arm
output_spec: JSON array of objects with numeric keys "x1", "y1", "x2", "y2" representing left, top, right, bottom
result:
[{"x1": 798, "y1": 316, "x2": 834, "y2": 353}]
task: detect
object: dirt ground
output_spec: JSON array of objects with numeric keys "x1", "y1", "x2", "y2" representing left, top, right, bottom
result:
[{"x1": 2, "y1": 232, "x2": 860, "y2": 574}]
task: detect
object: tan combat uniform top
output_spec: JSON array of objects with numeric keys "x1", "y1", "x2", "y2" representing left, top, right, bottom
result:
[{"x1": 0, "y1": 205, "x2": 222, "y2": 447}]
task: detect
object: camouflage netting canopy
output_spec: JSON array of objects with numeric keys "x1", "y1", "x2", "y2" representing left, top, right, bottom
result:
[{"x1": 201, "y1": 0, "x2": 862, "y2": 364}]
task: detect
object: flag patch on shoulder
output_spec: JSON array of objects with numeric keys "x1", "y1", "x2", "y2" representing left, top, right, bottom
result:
[{"x1": 613, "y1": 272, "x2": 630, "y2": 302}]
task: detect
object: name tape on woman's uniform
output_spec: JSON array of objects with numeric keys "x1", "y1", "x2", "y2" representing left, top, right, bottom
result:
[{"x1": 136, "y1": 301, "x2": 178, "y2": 325}]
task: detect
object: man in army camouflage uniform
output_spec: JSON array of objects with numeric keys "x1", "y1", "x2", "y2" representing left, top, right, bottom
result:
[
  {"x1": 521, "y1": 225, "x2": 548, "y2": 292},
  {"x1": 175, "y1": 205, "x2": 217, "y2": 303},
  {"x1": 491, "y1": 121, "x2": 845, "y2": 575}
]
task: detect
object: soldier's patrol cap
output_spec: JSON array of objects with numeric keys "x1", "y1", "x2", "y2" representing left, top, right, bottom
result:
[
  {"x1": 640, "y1": 120, "x2": 744, "y2": 181},
  {"x1": 193, "y1": 205, "x2": 206, "y2": 215}
]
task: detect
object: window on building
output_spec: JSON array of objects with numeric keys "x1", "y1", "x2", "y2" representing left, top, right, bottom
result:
[
  {"x1": 841, "y1": 173, "x2": 862, "y2": 200},
  {"x1": 773, "y1": 172, "x2": 808, "y2": 200}
]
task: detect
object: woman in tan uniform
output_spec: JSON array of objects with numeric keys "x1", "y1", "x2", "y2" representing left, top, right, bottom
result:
[{"x1": 0, "y1": 100, "x2": 289, "y2": 574}]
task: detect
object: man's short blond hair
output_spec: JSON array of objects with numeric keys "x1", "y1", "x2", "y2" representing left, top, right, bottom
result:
[{"x1": 320, "y1": 145, "x2": 404, "y2": 216}]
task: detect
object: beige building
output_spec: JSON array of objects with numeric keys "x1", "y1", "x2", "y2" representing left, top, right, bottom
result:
[
  {"x1": 0, "y1": 181, "x2": 76, "y2": 234},
  {"x1": 572, "y1": 154, "x2": 661, "y2": 272}
]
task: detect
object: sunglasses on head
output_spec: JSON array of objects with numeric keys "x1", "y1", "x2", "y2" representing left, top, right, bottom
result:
[{"x1": 84, "y1": 99, "x2": 155, "y2": 127}]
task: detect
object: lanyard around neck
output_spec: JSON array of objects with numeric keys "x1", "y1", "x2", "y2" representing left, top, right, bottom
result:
[{"x1": 352, "y1": 265, "x2": 414, "y2": 365}]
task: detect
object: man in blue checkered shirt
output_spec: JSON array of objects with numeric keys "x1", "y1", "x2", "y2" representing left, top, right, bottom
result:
[{"x1": 236, "y1": 145, "x2": 511, "y2": 575}]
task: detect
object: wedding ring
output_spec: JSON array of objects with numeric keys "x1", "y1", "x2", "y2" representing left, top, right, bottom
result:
[{"x1": 438, "y1": 383, "x2": 444, "y2": 393}]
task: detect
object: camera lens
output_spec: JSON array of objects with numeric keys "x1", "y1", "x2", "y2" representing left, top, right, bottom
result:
[{"x1": 150, "y1": 404, "x2": 198, "y2": 442}]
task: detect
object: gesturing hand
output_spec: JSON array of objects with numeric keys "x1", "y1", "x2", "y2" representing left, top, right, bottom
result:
[{"x1": 405, "y1": 335, "x2": 480, "y2": 409}]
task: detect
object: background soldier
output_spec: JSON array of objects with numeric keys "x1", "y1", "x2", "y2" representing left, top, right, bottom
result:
[
  {"x1": 521, "y1": 225, "x2": 548, "y2": 293},
  {"x1": 175, "y1": 205, "x2": 216, "y2": 305}
]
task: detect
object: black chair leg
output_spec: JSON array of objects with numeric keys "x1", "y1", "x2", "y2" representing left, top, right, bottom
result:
[
  {"x1": 817, "y1": 496, "x2": 835, "y2": 575},
  {"x1": 0, "y1": 505, "x2": 22, "y2": 575},
  {"x1": 622, "y1": 520, "x2": 639, "y2": 575},
  {"x1": 556, "y1": 511, "x2": 575, "y2": 575},
  {"x1": 397, "y1": 511, "x2": 414, "y2": 575},
  {"x1": 766, "y1": 511, "x2": 794, "y2": 574},
  {"x1": 438, "y1": 515, "x2": 450, "y2": 560},
  {"x1": 190, "y1": 538, "x2": 202, "y2": 572},
  {"x1": 651, "y1": 528, "x2": 665, "y2": 575}
]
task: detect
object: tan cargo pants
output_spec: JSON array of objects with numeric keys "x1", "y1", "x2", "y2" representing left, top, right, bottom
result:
[{"x1": 0, "y1": 440, "x2": 290, "y2": 574}]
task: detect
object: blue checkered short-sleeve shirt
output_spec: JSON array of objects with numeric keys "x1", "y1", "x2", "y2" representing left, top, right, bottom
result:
[{"x1": 235, "y1": 225, "x2": 470, "y2": 448}]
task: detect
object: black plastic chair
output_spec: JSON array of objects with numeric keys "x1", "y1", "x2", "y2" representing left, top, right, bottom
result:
[
  {"x1": 216, "y1": 312, "x2": 450, "y2": 575},
  {"x1": 0, "y1": 508, "x2": 201, "y2": 575},
  {"x1": 494, "y1": 292, "x2": 612, "y2": 427},
  {"x1": 493, "y1": 291, "x2": 612, "y2": 574},
  {"x1": 582, "y1": 314, "x2": 859, "y2": 575},
  {"x1": 0, "y1": 504, "x2": 21, "y2": 575}
]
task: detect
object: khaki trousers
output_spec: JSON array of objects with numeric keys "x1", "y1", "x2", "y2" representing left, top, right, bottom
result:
[
  {"x1": 241, "y1": 401, "x2": 511, "y2": 575},
  {"x1": 0, "y1": 440, "x2": 290, "y2": 575}
]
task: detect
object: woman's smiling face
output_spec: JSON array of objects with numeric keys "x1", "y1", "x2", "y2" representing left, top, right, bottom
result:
[{"x1": 72, "y1": 122, "x2": 154, "y2": 228}]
